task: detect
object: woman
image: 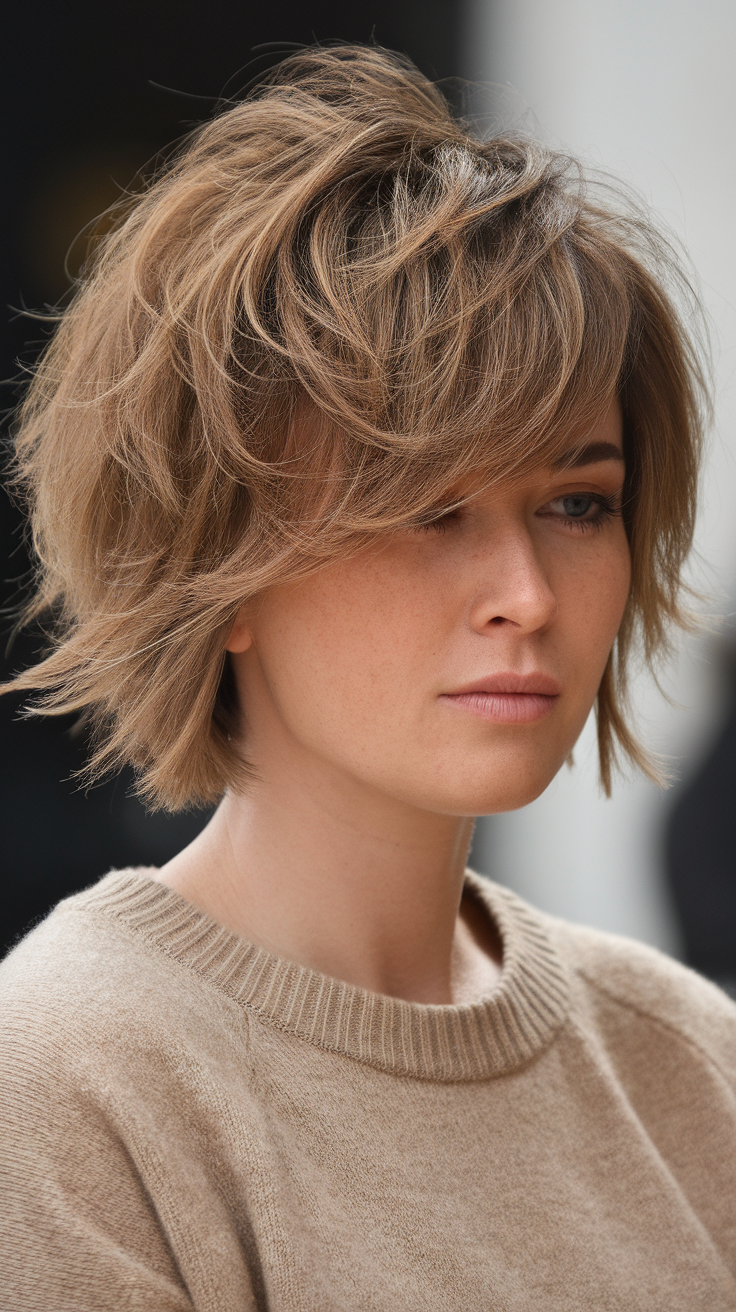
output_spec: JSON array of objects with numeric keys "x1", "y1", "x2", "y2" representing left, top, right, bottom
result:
[{"x1": 2, "y1": 43, "x2": 735, "y2": 1312}]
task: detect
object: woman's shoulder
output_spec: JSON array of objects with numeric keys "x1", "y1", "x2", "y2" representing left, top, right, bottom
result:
[
  {"x1": 3, "y1": 868, "x2": 188, "y2": 1000},
  {"x1": 540, "y1": 906, "x2": 736, "y2": 1082},
  {"x1": 0, "y1": 869, "x2": 250, "y2": 1082},
  {"x1": 1, "y1": 871, "x2": 262, "y2": 1310}
]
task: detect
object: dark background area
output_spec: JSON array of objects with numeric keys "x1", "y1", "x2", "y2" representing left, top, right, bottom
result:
[
  {"x1": 666, "y1": 648, "x2": 736, "y2": 994},
  {"x1": 1, "y1": 1, "x2": 464, "y2": 955}
]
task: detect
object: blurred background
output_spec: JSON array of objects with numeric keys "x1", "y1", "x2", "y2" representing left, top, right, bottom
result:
[{"x1": 2, "y1": 0, "x2": 735, "y2": 988}]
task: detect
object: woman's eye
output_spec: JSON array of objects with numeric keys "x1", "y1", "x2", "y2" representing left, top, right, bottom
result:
[
  {"x1": 557, "y1": 494, "x2": 596, "y2": 518},
  {"x1": 541, "y1": 492, "x2": 618, "y2": 530}
]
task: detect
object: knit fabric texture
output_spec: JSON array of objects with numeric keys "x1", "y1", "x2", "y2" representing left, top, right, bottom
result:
[{"x1": 2, "y1": 868, "x2": 736, "y2": 1310}]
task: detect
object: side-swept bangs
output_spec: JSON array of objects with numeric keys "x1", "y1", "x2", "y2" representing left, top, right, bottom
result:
[{"x1": 4, "y1": 44, "x2": 708, "y2": 807}]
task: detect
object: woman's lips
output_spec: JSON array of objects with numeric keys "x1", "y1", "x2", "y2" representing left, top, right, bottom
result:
[{"x1": 439, "y1": 674, "x2": 561, "y2": 724}]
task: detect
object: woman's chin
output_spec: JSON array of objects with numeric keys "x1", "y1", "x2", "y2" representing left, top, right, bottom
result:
[
  {"x1": 398, "y1": 762, "x2": 563, "y2": 819},
  {"x1": 404, "y1": 728, "x2": 580, "y2": 818}
]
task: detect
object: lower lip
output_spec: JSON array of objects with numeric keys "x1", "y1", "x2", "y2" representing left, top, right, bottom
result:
[{"x1": 439, "y1": 692, "x2": 559, "y2": 723}]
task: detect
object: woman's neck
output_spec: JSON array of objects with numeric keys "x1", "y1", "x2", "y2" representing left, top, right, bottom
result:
[{"x1": 157, "y1": 742, "x2": 502, "y2": 1005}]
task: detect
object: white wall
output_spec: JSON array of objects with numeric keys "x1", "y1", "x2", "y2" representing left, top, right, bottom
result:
[{"x1": 463, "y1": 0, "x2": 736, "y2": 951}]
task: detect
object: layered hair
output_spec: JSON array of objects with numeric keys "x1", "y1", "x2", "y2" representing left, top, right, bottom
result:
[{"x1": 4, "y1": 44, "x2": 707, "y2": 808}]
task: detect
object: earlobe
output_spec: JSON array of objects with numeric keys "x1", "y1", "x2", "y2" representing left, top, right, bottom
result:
[{"x1": 226, "y1": 607, "x2": 253, "y2": 654}]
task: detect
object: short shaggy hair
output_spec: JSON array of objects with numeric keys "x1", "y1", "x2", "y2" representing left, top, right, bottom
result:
[{"x1": 4, "y1": 44, "x2": 708, "y2": 809}]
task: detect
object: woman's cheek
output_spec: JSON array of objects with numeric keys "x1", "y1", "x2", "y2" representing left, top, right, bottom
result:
[{"x1": 556, "y1": 537, "x2": 630, "y2": 668}]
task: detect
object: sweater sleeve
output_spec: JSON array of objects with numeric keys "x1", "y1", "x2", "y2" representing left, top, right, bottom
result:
[{"x1": 1, "y1": 1001, "x2": 195, "y2": 1312}]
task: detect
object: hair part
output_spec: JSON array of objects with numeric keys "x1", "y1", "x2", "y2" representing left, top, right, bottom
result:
[{"x1": 4, "y1": 43, "x2": 709, "y2": 808}]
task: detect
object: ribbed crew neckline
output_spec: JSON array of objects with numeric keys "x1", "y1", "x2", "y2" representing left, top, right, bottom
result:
[{"x1": 76, "y1": 868, "x2": 569, "y2": 1082}]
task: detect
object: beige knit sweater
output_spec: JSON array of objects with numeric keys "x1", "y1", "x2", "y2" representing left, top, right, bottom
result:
[{"x1": 2, "y1": 868, "x2": 736, "y2": 1311}]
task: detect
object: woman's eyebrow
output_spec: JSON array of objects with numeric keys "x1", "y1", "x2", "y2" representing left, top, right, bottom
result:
[{"x1": 553, "y1": 441, "x2": 625, "y2": 470}]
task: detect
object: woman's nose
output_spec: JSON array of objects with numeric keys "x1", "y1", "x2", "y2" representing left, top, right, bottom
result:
[{"x1": 467, "y1": 530, "x2": 558, "y2": 636}]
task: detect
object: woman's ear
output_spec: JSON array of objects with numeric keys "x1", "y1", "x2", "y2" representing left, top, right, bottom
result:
[{"x1": 226, "y1": 605, "x2": 253, "y2": 654}]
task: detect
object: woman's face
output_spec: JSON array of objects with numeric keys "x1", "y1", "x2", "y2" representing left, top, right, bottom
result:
[{"x1": 229, "y1": 399, "x2": 630, "y2": 815}]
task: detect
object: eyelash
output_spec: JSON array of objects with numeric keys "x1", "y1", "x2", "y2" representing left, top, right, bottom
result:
[
  {"x1": 553, "y1": 493, "x2": 616, "y2": 532},
  {"x1": 418, "y1": 493, "x2": 621, "y2": 535},
  {"x1": 551, "y1": 492, "x2": 621, "y2": 533}
]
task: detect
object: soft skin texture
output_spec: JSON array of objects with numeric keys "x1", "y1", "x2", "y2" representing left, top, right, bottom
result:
[{"x1": 159, "y1": 401, "x2": 629, "y2": 1005}]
